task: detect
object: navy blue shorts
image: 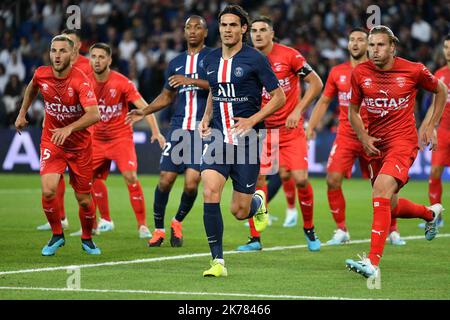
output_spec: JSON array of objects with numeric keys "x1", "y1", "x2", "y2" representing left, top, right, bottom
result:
[
  {"x1": 200, "y1": 134, "x2": 263, "y2": 194},
  {"x1": 160, "y1": 127, "x2": 202, "y2": 173}
]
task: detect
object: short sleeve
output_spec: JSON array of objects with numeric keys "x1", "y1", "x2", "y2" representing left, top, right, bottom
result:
[
  {"x1": 163, "y1": 60, "x2": 175, "y2": 91},
  {"x1": 290, "y1": 49, "x2": 306, "y2": 73},
  {"x1": 256, "y1": 53, "x2": 279, "y2": 93},
  {"x1": 124, "y1": 79, "x2": 142, "y2": 103},
  {"x1": 32, "y1": 67, "x2": 41, "y2": 87},
  {"x1": 349, "y1": 69, "x2": 363, "y2": 106},
  {"x1": 322, "y1": 68, "x2": 338, "y2": 98},
  {"x1": 77, "y1": 76, "x2": 98, "y2": 107},
  {"x1": 417, "y1": 64, "x2": 439, "y2": 93}
]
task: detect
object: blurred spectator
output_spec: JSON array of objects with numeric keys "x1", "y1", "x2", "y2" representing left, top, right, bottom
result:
[
  {"x1": 118, "y1": 29, "x2": 138, "y2": 61},
  {"x1": 0, "y1": 63, "x2": 7, "y2": 94},
  {"x1": 6, "y1": 51, "x2": 26, "y2": 82},
  {"x1": 411, "y1": 14, "x2": 432, "y2": 44},
  {"x1": 92, "y1": 0, "x2": 112, "y2": 26},
  {"x1": 42, "y1": 0, "x2": 63, "y2": 35},
  {"x1": 2, "y1": 74, "x2": 23, "y2": 127}
]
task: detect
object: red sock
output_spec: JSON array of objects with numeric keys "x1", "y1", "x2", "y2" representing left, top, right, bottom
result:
[
  {"x1": 389, "y1": 218, "x2": 398, "y2": 233},
  {"x1": 57, "y1": 177, "x2": 66, "y2": 220},
  {"x1": 369, "y1": 197, "x2": 391, "y2": 266},
  {"x1": 42, "y1": 195, "x2": 63, "y2": 235},
  {"x1": 297, "y1": 182, "x2": 314, "y2": 229},
  {"x1": 93, "y1": 179, "x2": 111, "y2": 221},
  {"x1": 127, "y1": 181, "x2": 146, "y2": 227},
  {"x1": 249, "y1": 185, "x2": 267, "y2": 238},
  {"x1": 327, "y1": 188, "x2": 346, "y2": 231},
  {"x1": 428, "y1": 178, "x2": 442, "y2": 205},
  {"x1": 282, "y1": 178, "x2": 296, "y2": 208},
  {"x1": 391, "y1": 198, "x2": 433, "y2": 221},
  {"x1": 79, "y1": 197, "x2": 96, "y2": 240}
]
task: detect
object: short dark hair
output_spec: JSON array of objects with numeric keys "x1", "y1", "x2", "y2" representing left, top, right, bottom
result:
[
  {"x1": 89, "y1": 42, "x2": 112, "y2": 56},
  {"x1": 185, "y1": 15, "x2": 207, "y2": 29},
  {"x1": 369, "y1": 25, "x2": 399, "y2": 45},
  {"x1": 51, "y1": 35, "x2": 74, "y2": 48},
  {"x1": 349, "y1": 27, "x2": 369, "y2": 37},
  {"x1": 61, "y1": 28, "x2": 81, "y2": 40},
  {"x1": 251, "y1": 16, "x2": 273, "y2": 29},
  {"x1": 445, "y1": 34, "x2": 450, "y2": 41},
  {"x1": 218, "y1": 4, "x2": 250, "y2": 41}
]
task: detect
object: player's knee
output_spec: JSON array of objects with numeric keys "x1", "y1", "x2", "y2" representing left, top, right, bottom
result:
[
  {"x1": 158, "y1": 178, "x2": 174, "y2": 192},
  {"x1": 326, "y1": 175, "x2": 342, "y2": 190},
  {"x1": 42, "y1": 189, "x2": 57, "y2": 200},
  {"x1": 279, "y1": 171, "x2": 290, "y2": 181},
  {"x1": 184, "y1": 184, "x2": 198, "y2": 196},
  {"x1": 231, "y1": 204, "x2": 248, "y2": 220},
  {"x1": 203, "y1": 186, "x2": 220, "y2": 202},
  {"x1": 124, "y1": 172, "x2": 138, "y2": 185},
  {"x1": 372, "y1": 184, "x2": 392, "y2": 198},
  {"x1": 430, "y1": 166, "x2": 443, "y2": 179},
  {"x1": 295, "y1": 178, "x2": 308, "y2": 189}
]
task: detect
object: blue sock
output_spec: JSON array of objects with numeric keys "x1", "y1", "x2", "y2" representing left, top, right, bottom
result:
[
  {"x1": 247, "y1": 194, "x2": 262, "y2": 219},
  {"x1": 175, "y1": 191, "x2": 198, "y2": 222},
  {"x1": 154, "y1": 186, "x2": 169, "y2": 229},
  {"x1": 203, "y1": 203, "x2": 223, "y2": 259},
  {"x1": 267, "y1": 174, "x2": 282, "y2": 202}
]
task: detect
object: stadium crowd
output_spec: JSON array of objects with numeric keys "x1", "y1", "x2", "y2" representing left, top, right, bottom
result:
[{"x1": 0, "y1": 0, "x2": 448, "y2": 129}]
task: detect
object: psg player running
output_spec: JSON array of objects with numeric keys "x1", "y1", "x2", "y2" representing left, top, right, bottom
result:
[
  {"x1": 345, "y1": 26, "x2": 447, "y2": 278},
  {"x1": 198, "y1": 5, "x2": 286, "y2": 277}
]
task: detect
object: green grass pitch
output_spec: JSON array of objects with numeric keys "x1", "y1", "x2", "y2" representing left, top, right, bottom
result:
[{"x1": 0, "y1": 174, "x2": 449, "y2": 300}]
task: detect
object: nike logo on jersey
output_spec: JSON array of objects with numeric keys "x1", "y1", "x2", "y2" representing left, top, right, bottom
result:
[
  {"x1": 246, "y1": 183, "x2": 255, "y2": 188},
  {"x1": 175, "y1": 66, "x2": 183, "y2": 72},
  {"x1": 207, "y1": 70, "x2": 215, "y2": 75}
]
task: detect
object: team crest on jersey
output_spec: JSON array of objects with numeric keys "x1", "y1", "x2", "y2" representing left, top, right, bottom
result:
[
  {"x1": 273, "y1": 62, "x2": 282, "y2": 72},
  {"x1": 339, "y1": 75, "x2": 347, "y2": 83},
  {"x1": 396, "y1": 77, "x2": 406, "y2": 88},
  {"x1": 363, "y1": 77, "x2": 372, "y2": 88},
  {"x1": 68, "y1": 87, "x2": 74, "y2": 97},
  {"x1": 42, "y1": 83, "x2": 49, "y2": 91},
  {"x1": 110, "y1": 89, "x2": 116, "y2": 98},
  {"x1": 87, "y1": 90, "x2": 94, "y2": 99},
  {"x1": 199, "y1": 59, "x2": 204, "y2": 69},
  {"x1": 234, "y1": 67, "x2": 244, "y2": 77}
]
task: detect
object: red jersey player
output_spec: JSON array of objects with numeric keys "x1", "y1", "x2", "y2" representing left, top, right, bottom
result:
[
  {"x1": 15, "y1": 35, "x2": 101, "y2": 256},
  {"x1": 345, "y1": 26, "x2": 447, "y2": 278},
  {"x1": 238, "y1": 16, "x2": 323, "y2": 252},
  {"x1": 418, "y1": 34, "x2": 450, "y2": 229},
  {"x1": 79, "y1": 42, "x2": 165, "y2": 239},
  {"x1": 307, "y1": 28, "x2": 405, "y2": 246},
  {"x1": 36, "y1": 29, "x2": 93, "y2": 232}
]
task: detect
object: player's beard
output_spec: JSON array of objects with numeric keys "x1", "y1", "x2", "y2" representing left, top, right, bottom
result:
[
  {"x1": 351, "y1": 51, "x2": 366, "y2": 60},
  {"x1": 51, "y1": 58, "x2": 71, "y2": 73},
  {"x1": 94, "y1": 66, "x2": 108, "y2": 75}
]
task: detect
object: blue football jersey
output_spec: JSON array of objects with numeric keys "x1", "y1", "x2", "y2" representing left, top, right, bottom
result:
[
  {"x1": 203, "y1": 44, "x2": 279, "y2": 145},
  {"x1": 164, "y1": 46, "x2": 212, "y2": 130}
]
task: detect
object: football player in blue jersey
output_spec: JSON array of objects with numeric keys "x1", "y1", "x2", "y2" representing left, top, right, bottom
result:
[
  {"x1": 198, "y1": 5, "x2": 286, "y2": 277},
  {"x1": 126, "y1": 15, "x2": 211, "y2": 248}
]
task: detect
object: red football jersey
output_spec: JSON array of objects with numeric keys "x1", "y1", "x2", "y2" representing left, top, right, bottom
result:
[
  {"x1": 33, "y1": 66, "x2": 98, "y2": 151},
  {"x1": 90, "y1": 70, "x2": 142, "y2": 141},
  {"x1": 262, "y1": 43, "x2": 305, "y2": 128},
  {"x1": 435, "y1": 65, "x2": 450, "y2": 130},
  {"x1": 323, "y1": 61, "x2": 368, "y2": 139},
  {"x1": 73, "y1": 54, "x2": 92, "y2": 76},
  {"x1": 350, "y1": 57, "x2": 438, "y2": 146}
]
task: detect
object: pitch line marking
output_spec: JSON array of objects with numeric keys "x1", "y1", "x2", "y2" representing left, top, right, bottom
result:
[
  {"x1": 0, "y1": 286, "x2": 386, "y2": 300},
  {"x1": 0, "y1": 233, "x2": 448, "y2": 276}
]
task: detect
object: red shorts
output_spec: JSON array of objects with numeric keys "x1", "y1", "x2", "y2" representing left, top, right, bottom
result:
[
  {"x1": 327, "y1": 134, "x2": 371, "y2": 179},
  {"x1": 40, "y1": 141, "x2": 93, "y2": 194},
  {"x1": 92, "y1": 138, "x2": 138, "y2": 180},
  {"x1": 368, "y1": 141, "x2": 418, "y2": 191},
  {"x1": 431, "y1": 128, "x2": 450, "y2": 167},
  {"x1": 260, "y1": 126, "x2": 308, "y2": 175}
]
